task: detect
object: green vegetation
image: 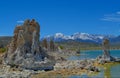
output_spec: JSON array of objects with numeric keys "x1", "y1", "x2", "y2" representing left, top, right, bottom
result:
[
  {"x1": 0, "y1": 36, "x2": 11, "y2": 53},
  {"x1": 55, "y1": 41, "x2": 120, "y2": 52},
  {"x1": 59, "y1": 45, "x2": 64, "y2": 49},
  {"x1": 0, "y1": 48, "x2": 6, "y2": 53},
  {"x1": 55, "y1": 41, "x2": 101, "y2": 51}
]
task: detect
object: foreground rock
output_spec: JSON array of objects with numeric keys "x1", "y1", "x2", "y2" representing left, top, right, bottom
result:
[
  {"x1": 54, "y1": 59, "x2": 100, "y2": 72},
  {"x1": 31, "y1": 59, "x2": 100, "y2": 78},
  {"x1": 0, "y1": 64, "x2": 45, "y2": 78},
  {"x1": 4, "y1": 19, "x2": 55, "y2": 70}
]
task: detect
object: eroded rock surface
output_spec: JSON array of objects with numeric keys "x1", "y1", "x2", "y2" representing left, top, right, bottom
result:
[{"x1": 4, "y1": 19, "x2": 54, "y2": 70}]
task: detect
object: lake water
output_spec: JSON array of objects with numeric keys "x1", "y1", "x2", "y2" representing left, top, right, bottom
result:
[
  {"x1": 68, "y1": 50, "x2": 120, "y2": 78},
  {"x1": 68, "y1": 50, "x2": 120, "y2": 60}
]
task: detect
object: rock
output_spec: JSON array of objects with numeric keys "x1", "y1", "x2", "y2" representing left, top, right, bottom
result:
[
  {"x1": 0, "y1": 65, "x2": 33, "y2": 78},
  {"x1": 102, "y1": 38, "x2": 111, "y2": 61},
  {"x1": 88, "y1": 66, "x2": 99, "y2": 72},
  {"x1": 97, "y1": 38, "x2": 120, "y2": 63},
  {"x1": 4, "y1": 19, "x2": 54, "y2": 70},
  {"x1": 54, "y1": 60, "x2": 99, "y2": 72}
]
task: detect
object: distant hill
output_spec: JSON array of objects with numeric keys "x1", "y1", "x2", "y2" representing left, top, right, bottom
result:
[{"x1": 0, "y1": 36, "x2": 12, "y2": 47}]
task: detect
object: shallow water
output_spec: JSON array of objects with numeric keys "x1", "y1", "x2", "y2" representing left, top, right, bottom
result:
[
  {"x1": 68, "y1": 50, "x2": 120, "y2": 78},
  {"x1": 111, "y1": 64, "x2": 120, "y2": 78}
]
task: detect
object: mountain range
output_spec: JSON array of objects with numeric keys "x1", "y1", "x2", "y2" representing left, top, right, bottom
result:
[
  {"x1": 42, "y1": 32, "x2": 120, "y2": 44},
  {"x1": 0, "y1": 32, "x2": 120, "y2": 47}
]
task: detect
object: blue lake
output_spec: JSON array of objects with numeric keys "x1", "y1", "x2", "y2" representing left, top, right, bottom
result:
[
  {"x1": 68, "y1": 50, "x2": 120, "y2": 78},
  {"x1": 68, "y1": 50, "x2": 120, "y2": 60}
]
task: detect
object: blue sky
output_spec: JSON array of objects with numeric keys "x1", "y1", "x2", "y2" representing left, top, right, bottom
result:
[{"x1": 0, "y1": 0, "x2": 120, "y2": 37}]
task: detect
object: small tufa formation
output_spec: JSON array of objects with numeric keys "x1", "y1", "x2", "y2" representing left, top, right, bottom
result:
[
  {"x1": 97, "y1": 38, "x2": 119, "y2": 64},
  {"x1": 4, "y1": 19, "x2": 54, "y2": 70},
  {"x1": 102, "y1": 38, "x2": 111, "y2": 61}
]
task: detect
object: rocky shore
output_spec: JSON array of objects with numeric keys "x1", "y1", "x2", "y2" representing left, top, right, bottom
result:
[
  {"x1": 31, "y1": 59, "x2": 100, "y2": 78},
  {"x1": 0, "y1": 59, "x2": 99, "y2": 78},
  {"x1": 0, "y1": 64, "x2": 45, "y2": 78},
  {"x1": 54, "y1": 60, "x2": 99, "y2": 72},
  {"x1": 0, "y1": 59, "x2": 120, "y2": 78}
]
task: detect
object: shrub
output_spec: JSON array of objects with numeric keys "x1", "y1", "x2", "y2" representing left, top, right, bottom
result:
[
  {"x1": 59, "y1": 45, "x2": 64, "y2": 49},
  {"x1": 0, "y1": 48, "x2": 6, "y2": 53}
]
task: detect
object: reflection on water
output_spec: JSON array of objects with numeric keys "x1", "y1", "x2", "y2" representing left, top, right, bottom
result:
[
  {"x1": 69, "y1": 74, "x2": 88, "y2": 78},
  {"x1": 68, "y1": 50, "x2": 120, "y2": 78},
  {"x1": 104, "y1": 64, "x2": 111, "y2": 78},
  {"x1": 102, "y1": 63, "x2": 120, "y2": 78},
  {"x1": 111, "y1": 64, "x2": 120, "y2": 78}
]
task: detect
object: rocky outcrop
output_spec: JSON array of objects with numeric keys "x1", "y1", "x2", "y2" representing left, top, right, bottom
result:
[
  {"x1": 4, "y1": 19, "x2": 54, "y2": 70},
  {"x1": 102, "y1": 38, "x2": 111, "y2": 61},
  {"x1": 97, "y1": 38, "x2": 120, "y2": 64}
]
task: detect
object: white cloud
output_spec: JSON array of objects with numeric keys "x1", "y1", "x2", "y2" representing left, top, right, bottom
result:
[
  {"x1": 17, "y1": 20, "x2": 24, "y2": 23},
  {"x1": 101, "y1": 17, "x2": 120, "y2": 22},
  {"x1": 101, "y1": 11, "x2": 120, "y2": 22},
  {"x1": 116, "y1": 11, "x2": 120, "y2": 15}
]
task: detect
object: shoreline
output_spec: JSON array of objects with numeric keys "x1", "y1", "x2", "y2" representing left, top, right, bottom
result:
[
  {"x1": 0, "y1": 55, "x2": 120, "y2": 78},
  {"x1": 0, "y1": 49, "x2": 120, "y2": 78},
  {"x1": 31, "y1": 60, "x2": 120, "y2": 78},
  {"x1": 80, "y1": 49, "x2": 120, "y2": 52}
]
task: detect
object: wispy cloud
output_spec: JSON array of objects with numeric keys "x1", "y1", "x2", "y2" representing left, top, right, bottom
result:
[
  {"x1": 101, "y1": 11, "x2": 120, "y2": 22},
  {"x1": 116, "y1": 11, "x2": 120, "y2": 15},
  {"x1": 17, "y1": 20, "x2": 24, "y2": 23},
  {"x1": 118, "y1": 30, "x2": 120, "y2": 32}
]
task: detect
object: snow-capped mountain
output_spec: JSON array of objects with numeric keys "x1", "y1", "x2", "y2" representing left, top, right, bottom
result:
[
  {"x1": 42, "y1": 32, "x2": 116, "y2": 43},
  {"x1": 72, "y1": 32, "x2": 104, "y2": 40}
]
